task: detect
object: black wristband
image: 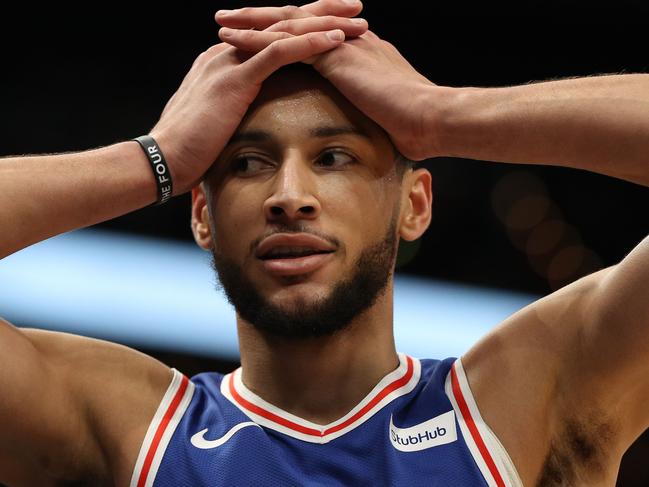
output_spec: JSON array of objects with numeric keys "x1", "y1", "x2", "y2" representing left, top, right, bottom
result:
[{"x1": 132, "y1": 135, "x2": 173, "y2": 205}]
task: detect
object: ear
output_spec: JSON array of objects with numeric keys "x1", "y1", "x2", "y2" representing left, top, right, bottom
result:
[
  {"x1": 399, "y1": 168, "x2": 433, "y2": 241},
  {"x1": 191, "y1": 183, "x2": 214, "y2": 251}
]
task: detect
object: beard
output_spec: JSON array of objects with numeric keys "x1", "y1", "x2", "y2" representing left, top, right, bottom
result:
[{"x1": 210, "y1": 218, "x2": 398, "y2": 340}]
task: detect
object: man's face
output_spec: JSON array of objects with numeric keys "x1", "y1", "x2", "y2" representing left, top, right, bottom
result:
[{"x1": 201, "y1": 68, "x2": 405, "y2": 338}]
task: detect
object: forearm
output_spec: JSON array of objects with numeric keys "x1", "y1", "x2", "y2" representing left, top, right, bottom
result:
[
  {"x1": 0, "y1": 141, "x2": 156, "y2": 259},
  {"x1": 432, "y1": 73, "x2": 649, "y2": 186}
]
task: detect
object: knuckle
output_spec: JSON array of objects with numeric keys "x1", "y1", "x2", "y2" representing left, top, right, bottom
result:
[
  {"x1": 193, "y1": 50, "x2": 212, "y2": 70},
  {"x1": 306, "y1": 32, "x2": 322, "y2": 49},
  {"x1": 269, "y1": 40, "x2": 287, "y2": 57},
  {"x1": 240, "y1": 29, "x2": 256, "y2": 42},
  {"x1": 198, "y1": 44, "x2": 227, "y2": 68},
  {"x1": 192, "y1": 52, "x2": 207, "y2": 68},
  {"x1": 206, "y1": 44, "x2": 225, "y2": 56},
  {"x1": 366, "y1": 31, "x2": 380, "y2": 40},
  {"x1": 281, "y1": 5, "x2": 300, "y2": 18},
  {"x1": 316, "y1": 0, "x2": 334, "y2": 10},
  {"x1": 274, "y1": 19, "x2": 290, "y2": 31}
]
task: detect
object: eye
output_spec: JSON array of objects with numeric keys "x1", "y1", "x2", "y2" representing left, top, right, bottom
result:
[
  {"x1": 316, "y1": 150, "x2": 356, "y2": 169},
  {"x1": 231, "y1": 155, "x2": 273, "y2": 175}
]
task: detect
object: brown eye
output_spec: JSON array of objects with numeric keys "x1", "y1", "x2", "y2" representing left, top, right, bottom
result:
[
  {"x1": 231, "y1": 155, "x2": 272, "y2": 174},
  {"x1": 317, "y1": 150, "x2": 355, "y2": 168}
]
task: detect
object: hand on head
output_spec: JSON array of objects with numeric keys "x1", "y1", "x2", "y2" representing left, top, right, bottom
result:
[
  {"x1": 148, "y1": 2, "x2": 357, "y2": 195},
  {"x1": 150, "y1": 0, "x2": 438, "y2": 197},
  {"x1": 216, "y1": 0, "x2": 440, "y2": 161}
]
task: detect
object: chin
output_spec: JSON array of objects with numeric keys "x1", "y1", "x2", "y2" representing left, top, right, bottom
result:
[{"x1": 266, "y1": 281, "x2": 331, "y2": 308}]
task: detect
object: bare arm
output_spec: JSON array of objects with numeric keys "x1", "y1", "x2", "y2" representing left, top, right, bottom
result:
[
  {"x1": 218, "y1": 13, "x2": 649, "y2": 184},
  {"x1": 0, "y1": 318, "x2": 171, "y2": 486},
  {"x1": 429, "y1": 75, "x2": 649, "y2": 440},
  {"x1": 432, "y1": 74, "x2": 649, "y2": 186},
  {"x1": 0, "y1": 143, "x2": 156, "y2": 259},
  {"x1": 0, "y1": 30, "x2": 352, "y2": 260}
]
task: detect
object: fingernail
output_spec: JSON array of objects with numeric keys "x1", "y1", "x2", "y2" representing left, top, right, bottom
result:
[
  {"x1": 351, "y1": 18, "x2": 366, "y2": 24},
  {"x1": 220, "y1": 27, "x2": 234, "y2": 38},
  {"x1": 327, "y1": 30, "x2": 345, "y2": 41},
  {"x1": 342, "y1": 0, "x2": 359, "y2": 4},
  {"x1": 216, "y1": 9, "x2": 233, "y2": 16}
]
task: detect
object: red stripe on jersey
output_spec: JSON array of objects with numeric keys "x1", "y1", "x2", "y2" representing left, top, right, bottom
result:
[
  {"x1": 323, "y1": 356, "x2": 414, "y2": 436},
  {"x1": 229, "y1": 374, "x2": 322, "y2": 436},
  {"x1": 451, "y1": 364, "x2": 506, "y2": 487},
  {"x1": 137, "y1": 375, "x2": 189, "y2": 487},
  {"x1": 229, "y1": 355, "x2": 414, "y2": 438}
]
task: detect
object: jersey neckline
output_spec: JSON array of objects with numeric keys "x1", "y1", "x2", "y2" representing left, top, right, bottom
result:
[{"x1": 220, "y1": 352, "x2": 421, "y2": 444}]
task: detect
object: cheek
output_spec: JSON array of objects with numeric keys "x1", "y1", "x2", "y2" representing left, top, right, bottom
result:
[
  {"x1": 321, "y1": 176, "x2": 396, "y2": 243},
  {"x1": 322, "y1": 172, "x2": 387, "y2": 207},
  {"x1": 210, "y1": 186, "x2": 261, "y2": 256}
]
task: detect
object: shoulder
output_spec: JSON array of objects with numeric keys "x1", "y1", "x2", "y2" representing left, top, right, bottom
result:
[
  {"x1": 22, "y1": 328, "x2": 173, "y2": 485},
  {"x1": 459, "y1": 267, "x2": 625, "y2": 485},
  {"x1": 23, "y1": 328, "x2": 172, "y2": 405}
]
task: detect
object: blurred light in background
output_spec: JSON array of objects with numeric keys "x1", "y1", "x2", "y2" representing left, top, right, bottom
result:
[
  {"x1": 0, "y1": 230, "x2": 539, "y2": 360},
  {"x1": 491, "y1": 170, "x2": 603, "y2": 290}
]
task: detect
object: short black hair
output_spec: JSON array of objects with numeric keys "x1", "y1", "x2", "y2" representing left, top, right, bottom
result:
[{"x1": 395, "y1": 152, "x2": 416, "y2": 178}]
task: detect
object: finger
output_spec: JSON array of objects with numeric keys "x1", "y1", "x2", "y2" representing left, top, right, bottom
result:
[
  {"x1": 218, "y1": 17, "x2": 366, "y2": 52},
  {"x1": 194, "y1": 43, "x2": 230, "y2": 68},
  {"x1": 300, "y1": 0, "x2": 363, "y2": 17},
  {"x1": 240, "y1": 30, "x2": 345, "y2": 84},
  {"x1": 214, "y1": 1, "x2": 363, "y2": 29},
  {"x1": 219, "y1": 28, "x2": 293, "y2": 53},
  {"x1": 215, "y1": 5, "x2": 311, "y2": 30},
  {"x1": 266, "y1": 16, "x2": 367, "y2": 36}
]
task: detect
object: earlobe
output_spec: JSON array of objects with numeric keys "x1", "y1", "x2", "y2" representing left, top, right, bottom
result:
[
  {"x1": 191, "y1": 184, "x2": 214, "y2": 251},
  {"x1": 399, "y1": 169, "x2": 433, "y2": 242}
]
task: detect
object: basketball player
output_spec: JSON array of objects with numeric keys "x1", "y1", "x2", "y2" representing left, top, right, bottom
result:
[{"x1": 1, "y1": 1, "x2": 648, "y2": 485}]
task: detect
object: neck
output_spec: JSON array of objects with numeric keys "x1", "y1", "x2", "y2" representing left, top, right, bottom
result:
[{"x1": 236, "y1": 287, "x2": 398, "y2": 425}]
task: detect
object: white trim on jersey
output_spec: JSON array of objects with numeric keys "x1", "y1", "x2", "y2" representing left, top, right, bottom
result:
[
  {"x1": 130, "y1": 368, "x2": 195, "y2": 487},
  {"x1": 221, "y1": 353, "x2": 422, "y2": 444},
  {"x1": 445, "y1": 358, "x2": 524, "y2": 487}
]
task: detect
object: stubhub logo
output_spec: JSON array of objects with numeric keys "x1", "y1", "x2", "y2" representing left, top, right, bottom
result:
[{"x1": 389, "y1": 410, "x2": 457, "y2": 452}]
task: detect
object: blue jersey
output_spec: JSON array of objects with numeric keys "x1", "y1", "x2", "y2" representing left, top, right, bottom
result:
[{"x1": 130, "y1": 354, "x2": 522, "y2": 486}]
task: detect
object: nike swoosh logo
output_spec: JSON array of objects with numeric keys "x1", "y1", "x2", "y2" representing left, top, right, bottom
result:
[{"x1": 190, "y1": 422, "x2": 261, "y2": 449}]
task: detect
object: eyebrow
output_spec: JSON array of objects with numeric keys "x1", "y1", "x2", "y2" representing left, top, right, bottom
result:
[
  {"x1": 227, "y1": 130, "x2": 272, "y2": 145},
  {"x1": 310, "y1": 126, "x2": 372, "y2": 140},
  {"x1": 227, "y1": 125, "x2": 372, "y2": 146}
]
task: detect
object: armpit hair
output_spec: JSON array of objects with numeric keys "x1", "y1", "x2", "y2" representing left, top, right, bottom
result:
[{"x1": 537, "y1": 413, "x2": 617, "y2": 487}]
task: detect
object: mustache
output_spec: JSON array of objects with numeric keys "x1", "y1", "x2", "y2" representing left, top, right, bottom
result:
[{"x1": 249, "y1": 224, "x2": 341, "y2": 255}]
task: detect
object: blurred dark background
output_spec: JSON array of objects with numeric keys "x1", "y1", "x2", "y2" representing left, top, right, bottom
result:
[{"x1": 1, "y1": 1, "x2": 648, "y2": 485}]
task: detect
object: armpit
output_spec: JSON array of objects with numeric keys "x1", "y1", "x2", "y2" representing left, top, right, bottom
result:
[{"x1": 537, "y1": 414, "x2": 619, "y2": 487}]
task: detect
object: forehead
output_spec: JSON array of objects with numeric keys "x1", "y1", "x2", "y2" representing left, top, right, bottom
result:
[{"x1": 236, "y1": 67, "x2": 390, "y2": 143}]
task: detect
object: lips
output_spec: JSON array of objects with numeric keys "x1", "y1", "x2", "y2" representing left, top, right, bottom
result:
[
  {"x1": 259, "y1": 246, "x2": 332, "y2": 260},
  {"x1": 256, "y1": 233, "x2": 336, "y2": 276}
]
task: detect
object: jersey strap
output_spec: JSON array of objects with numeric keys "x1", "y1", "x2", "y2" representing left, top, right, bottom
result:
[
  {"x1": 445, "y1": 358, "x2": 524, "y2": 487},
  {"x1": 221, "y1": 352, "x2": 421, "y2": 444},
  {"x1": 130, "y1": 368, "x2": 195, "y2": 487}
]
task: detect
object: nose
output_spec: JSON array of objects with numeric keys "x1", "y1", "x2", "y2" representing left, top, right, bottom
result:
[{"x1": 263, "y1": 155, "x2": 321, "y2": 223}]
